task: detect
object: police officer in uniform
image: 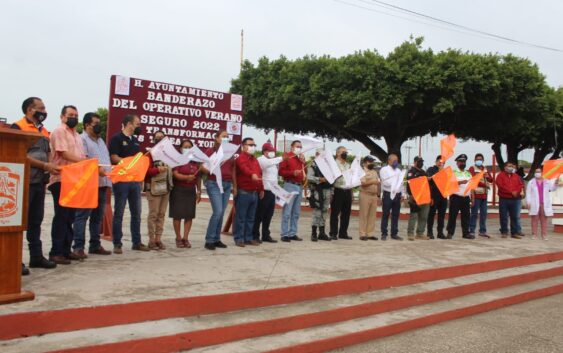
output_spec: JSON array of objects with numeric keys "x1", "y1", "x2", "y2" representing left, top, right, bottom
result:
[
  {"x1": 446, "y1": 154, "x2": 474, "y2": 239},
  {"x1": 307, "y1": 149, "x2": 332, "y2": 242},
  {"x1": 406, "y1": 156, "x2": 430, "y2": 241}
]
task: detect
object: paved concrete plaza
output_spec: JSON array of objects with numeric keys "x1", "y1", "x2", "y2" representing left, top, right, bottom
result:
[{"x1": 2, "y1": 195, "x2": 563, "y2": 352}]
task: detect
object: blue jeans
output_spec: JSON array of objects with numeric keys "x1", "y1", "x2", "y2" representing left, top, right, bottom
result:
[
  {"x1": 205, "y1": 180, "x2": 232, "y2": 244},
  {"x1": 73, "y1": 187, "x2": 108, "y2": 251},
  {"x1": 112, "y1": 182, "x2": 142, "y2": 247},
  {"x1": 49, "y1": 182, "x2": 75, "y2": 257},
  {"x1": 499, "y1": 198, "x2": 522, "y2": 235},
  {"x1": 381, "y1": 191, "x2": 401, "y2": 236},
  {"x1": 281, "y1": 182, "x2": 303, "y2": 238},
  {"x1": 234, "y1": 190, "x2": 258, "y2": 243},
  {"x1": 469, "y1": 198, "x2": 488, "y2": 234}
]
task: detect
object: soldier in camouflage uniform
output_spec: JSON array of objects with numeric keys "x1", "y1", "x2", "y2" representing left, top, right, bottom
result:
[{"x1": 307, "y1": 149, "x2": 332, "y2": 241}]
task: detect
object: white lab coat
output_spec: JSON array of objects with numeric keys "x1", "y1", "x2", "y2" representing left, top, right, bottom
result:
[{"x1": 526, "y1": 179, "x2": 557, "y2": 216}]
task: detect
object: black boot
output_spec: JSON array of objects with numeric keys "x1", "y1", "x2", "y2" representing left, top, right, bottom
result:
[
  {"x1": 311, "y1": 226, "x2": 318, "y2": 242},
  {"x1": 21, "y1": 263, "x2": 30, "y2": 276},
  {"x1": 318, "y1": 227, "x2": 331, "y2": 241}
]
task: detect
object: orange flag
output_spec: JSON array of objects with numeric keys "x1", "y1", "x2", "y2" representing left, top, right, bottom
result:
[
  {"x1": 440, "y1": 134, "x2": 457, "y2": 162},
  {"x1": 60, "y1": 159, "x2": 99, "y2": 208},
  {"x1": 408, "y1": 176, "x2": 431, "y2": 205},
  {"x1": 543, "y1": 159, "x2": 563, "y2": 180},
  {"x1": 464, "y1": 170, "x2": 485, "y2": 196},
  {"x1": 109, "y1": 152, "x2": 150, "y2": 183},
  {"x1": 431, "y1": 166, "x2": 459, "y2": 198}
]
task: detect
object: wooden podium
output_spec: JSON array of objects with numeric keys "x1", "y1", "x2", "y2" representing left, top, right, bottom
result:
[{"x1": 0, "y1": 128, "x2": 41, "y2": 305}]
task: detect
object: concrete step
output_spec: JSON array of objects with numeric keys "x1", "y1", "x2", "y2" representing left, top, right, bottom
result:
[{"x1": 1, "y1": 253, "x2": 563, "y2": 353}]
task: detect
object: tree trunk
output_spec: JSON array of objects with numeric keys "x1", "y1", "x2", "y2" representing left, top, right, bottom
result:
[
  {"x1": 505, "y1": 143, "x2": 520, "y2": 165},
  {"x1": 491, "y1": 143, "x2": 505, "y2": 170},
  {"x1": 384, "y1": 135, "x2": 404, "y2": 164},
  {"x1": 527, "y1": 145, "x2": 550, "y2": 181},
  {"x1": 349, "y1": 132, "x2": 388, "y2": 163},
  {"x1": 550, "y1": 146, "x2": 562, "y2": 160}
]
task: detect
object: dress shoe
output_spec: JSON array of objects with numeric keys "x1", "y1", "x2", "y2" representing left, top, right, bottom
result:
[
  {"x1": 235, "y1": 241, "x2": 245, "y2": 247},
  {"x1": 49, "y1": 256, "x2": 71, "y2": 265},
  {"x1": 248, "y1": 240, "x2": 260, "y2": 246},
  {"x1": 437, "y1": 234, "x2": 447, "y2": 239},
  {"x1": 73, "y1": 249, "x2": 88, "y2": 259},
  {"x1": 391, "y1": 235, "x2": 404, "y2": 241},
  {"x1": 281, "y1": 237, "x2": 291, "y2": 242},
  {"x1": 330, "y1": 234, "x2": 338, "y2": 240},
  {"x1": 462, "y1": 234, "x2": 475, "y2": 239},
  {"x1": 446, "y1": 234, "x2": 454, "y2": 239},
  {"x1": 30, "y1": 256, "x2": 57, "y2": 269},
  {"x1": 338, "y1": 234, "x2": 353, "y2": 240},
  {"x1": 67, "y1": 252, "x2": 83, "y2": 261},
  {"x1": 89, "y1": 246, "x2": 111, "y2": 255},
  {"x1": 511, "y1": 234, "x2": 522, "y2": 239},
  {"x1": 368, "y1": 236, "x2": 378, "y2": 241},
  {"x1": 290, "y1": 235, "x2": 303, "y2": 241},
  {"x1": 360, "y1": 236, "x2": 368, "y2": 241},
  {"x1": 214, "y1": 241, "x2": 228, "y2": 248},
  {"x1": 427, "y1": 233, "x2": 435, "y2": 239},
  {"x1": 501, "y1": 233, "x2": 509, "y2": 238},
  {"x1": 132, "y1": 243, "x2": 150, "y2": 251},
  {"x1": 113, "y1": 245, "x2": 123, "y2": 254},
  {"x1": 262, "y1": 237, "x2": 278, "y2": 243},
  {"x1": 22, "y1": 263, "x2": 30, "y2": 276},
  {"x1": 478, "y1": 233, "x2": 491, "y2": 239},
  {"x1": 205, "y1": 243, "x2": 216, "y2": 250},
  {"x1": 381, "y1": 235, "x2": 388, "y2": 241}
]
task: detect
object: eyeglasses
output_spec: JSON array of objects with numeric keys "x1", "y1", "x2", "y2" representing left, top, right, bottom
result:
[{"x1": 246, "y1": 144, "x2": 257, "y2": 147}]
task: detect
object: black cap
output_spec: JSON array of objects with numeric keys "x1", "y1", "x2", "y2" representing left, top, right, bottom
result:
[
  {"x1": 455, "y1": 154, "x2": 468, "y2": 162},
  {"x1": 364, "y1": 155, "x2": 376, "y2": 163},
  {"x1": 414, "y1": 156, "x2": 424, "y2": 162}
]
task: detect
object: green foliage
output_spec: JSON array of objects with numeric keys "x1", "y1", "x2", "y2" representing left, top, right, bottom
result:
[
  {"x1": 230, "y1": 38, "x2": 562, "y2": 166},
  {"x1": 76, "y1": 107, "x2": 108, "y2": 141}
]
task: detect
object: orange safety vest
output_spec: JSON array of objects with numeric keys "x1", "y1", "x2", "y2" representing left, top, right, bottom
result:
[{"x1": 14, "y1": 117, "x2": 50, "y2": 137}]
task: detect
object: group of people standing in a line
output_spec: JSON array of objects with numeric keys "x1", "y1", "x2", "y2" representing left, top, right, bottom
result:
[{"x1": 11, "y1": 96, "x2": 559, "y2": 277}]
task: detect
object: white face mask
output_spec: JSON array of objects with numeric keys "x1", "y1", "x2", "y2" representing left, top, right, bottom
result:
[
  {"x1": 182, "y1": 148, "x2": 190, "y2": 155},
  {"x1": 221, "y1": 137, "x2": 229, "y2": 145},
  {"x1": 293, "y1": 147, "x2": 302, "y2": 154},
  {"x1": 247, "y1": 146, "x2": 256, "y2": 154},
  {"x1": 266, "y1": 151, "x2": 275, "y2": 158},
  {"x1": 535, "y1": 172, "x2": 542, "y2": 179}
]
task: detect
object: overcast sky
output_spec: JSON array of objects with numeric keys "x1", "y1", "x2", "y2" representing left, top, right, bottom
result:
[{"x1": 2, "y1": 0, "x2": 562, "y2": 167}]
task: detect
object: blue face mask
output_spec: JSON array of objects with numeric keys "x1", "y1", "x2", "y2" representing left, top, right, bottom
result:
[
  {"x1": 392, "y1": 160, "x2": 399, "y2": 169},
  {"x1": 475, "y1": 160, "x2": 483, "y2": 167}
]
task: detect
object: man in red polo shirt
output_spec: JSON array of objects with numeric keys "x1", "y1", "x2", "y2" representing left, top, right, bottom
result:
[
  {"x1": 279, "y1": 140, "x2": 306, "y2": 242},
  {"x1": 496, "y1": 161, "x2": 525, "y2": 239},
  {"x1": 233, "y1": 137, "x2": 264, "y2": 247}
]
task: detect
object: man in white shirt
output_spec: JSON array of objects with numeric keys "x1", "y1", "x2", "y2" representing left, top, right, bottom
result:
[
  {"x1": 330, "y1": 146, "x2": 353, "y2": 240},
  {"x1": 253, "y1": 142, "x2": 283, "y2": 243},
  {"x1": 379, "y1": 154, "x2": 404, "y2": 240}
]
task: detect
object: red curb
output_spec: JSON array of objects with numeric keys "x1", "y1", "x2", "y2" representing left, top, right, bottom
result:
[
  {"x1": 1, "y1": 251, "x2": 562, "y2": 341},
  {"x1": 46, "y1": 266, "x2": 563, "y2": 353},
  {"x1": 265, "y1": 283, "x2": 563, "y2": 353}
]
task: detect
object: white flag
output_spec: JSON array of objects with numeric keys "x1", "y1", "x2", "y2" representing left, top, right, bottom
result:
[
  {"x1": 390, "y1": 170, "x2": 406, "y2": 200},
  {"x1": 267, "y1": 181, "x2": 299, "y2": 207},
  {"x1": 293, "y1": 135, "x2": 323, "y2": 154},
  {"x1": 314, "y1": 151, "x2": 342, "y2": 185},
  {"x1": 342, "y1": 157, "x2": 365, "y2": 189},
  {"x1": 150, "y1": 137, "x2": 190, "y2": 168}
]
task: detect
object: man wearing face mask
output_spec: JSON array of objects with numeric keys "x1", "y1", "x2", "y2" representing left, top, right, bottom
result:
[
  {"x1": 279, "y1": 140, "x2": 306, "y2": 242},
  {"x1": 71, "y1": 112, "x2": 112, "y2": 259},
  {"x1": 426, "y1": 155, "x2": 447, "y2": 239},
  {"x1": 11, "y1": 97, "x2": 59, "y2": 274},
  {"x1": 379, "y1": 154, "x2": 404, "y2": 241},
  {"x1": 108, "y1": 114, "x2": 150, "y2": 253},
  {"x1": 406, "y1": 156, "x2": 429, "y2": 241},
  {"x1": 468, "y1": 154, "x2": 493, "y2": 238},
  {"x1": 307, "y1": 148, "x2": 333, "y2": 242},
  {"x1": 234, "y1": 137, "x2": 263, "y2": 247},
  {"x1": 48, "y1": 105, "x2": 87, "y2": 264},
  {"x1": 496, "y1": 161, "x2": 525, "y2": 239},
  {"x1": 330, "y1": 146, "x2": 353, "y2": 240},
  {"x1": 253, "y1": 141, "x2": 283, "y2": 243},
  {"x1": 446, "y1": 154, "x2": 473, "y2": 239}
]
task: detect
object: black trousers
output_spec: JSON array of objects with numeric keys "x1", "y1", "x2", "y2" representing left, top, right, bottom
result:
[
  {"x1": 253, "y1": 190, "x2": 275, "y2": 240},
  {"x1": 446, "y1": 194, "x2": 470, "y2": 237},
  {"x1": 27, "y1": 183, "x2": 46, "y2": 259},
  {"x1": 48, "y1": 182, "x2": 76, "y2": 257},
  {"x1": 330, "y1": 188, "x2": 352, "y2": 237},
  {"x1": 427, "y1": 196, "x2": 448, "y2": 236}
]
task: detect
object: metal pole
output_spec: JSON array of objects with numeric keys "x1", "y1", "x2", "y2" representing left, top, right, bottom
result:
[
  {"x1": 492, "y1": 153, "x2": 497, "y2": 207},
  {"x1": 240, "y1": 29, "x2": 244, "y2": 69}
]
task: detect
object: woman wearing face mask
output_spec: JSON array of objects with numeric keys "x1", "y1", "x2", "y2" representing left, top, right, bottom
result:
[
  {"x1": 169, "y1": 139, "x2": 201, "y2": 248},
  {"x1": 144, "y1": 131, "x2": 173, "y2": 250},
  {"x1": 526, "y1": 167, "x2": 558, "y2": 240},
  {"x1": 359, "y1": 156, "x2": 381, "y2": 241}
]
